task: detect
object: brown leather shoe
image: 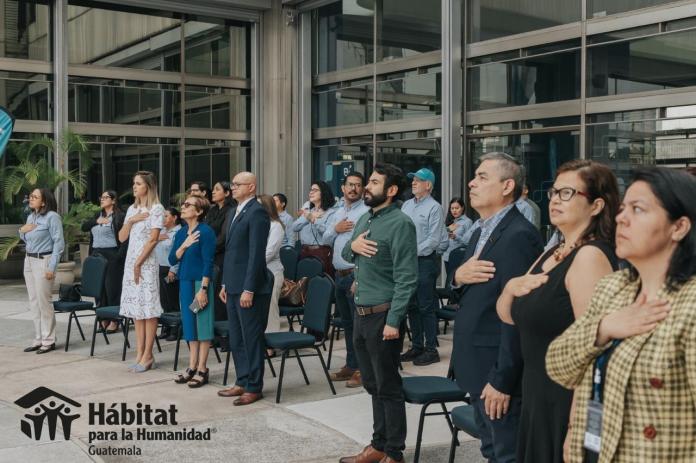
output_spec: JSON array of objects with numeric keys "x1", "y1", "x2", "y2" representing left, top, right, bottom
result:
[
  {"x1": 217, "y1": 385, "x2": 245, "y2": 397},
  {"x1": 346, "y1": 370, "x2": 362, "y2": 388},
  {"x1": 233, "y1": 392, "x2": 263, "y2": 406},
  {"x1": 378, "y1": 457, "x2": 403, "y2": 463},
  {"x1": 330, "y1": 366, "x2": 356, "y2": 382},
  {"x1": 338, "y1": 445, "x2": 386, "y2": 463}
]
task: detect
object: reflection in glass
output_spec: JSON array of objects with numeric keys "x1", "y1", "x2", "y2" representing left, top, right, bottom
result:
[
  {"x1": 312, "y1": 139, "x2": 373, "y2": 195},
  {"x1": 377, "y1": 67, "x2": 441, "y2": 121},
  {"x1": 468, "y1": 0, "x2": 580, "y2": 42},
  {"x1": 184, "y1": 140, "x2": 249, "y2": 191},
  {"x1": 184, "y1": 20, "x2": 249, "y2": 78},
  {"x1": 312, "y1": 1, "x2": 374, "y2": 75},
  {"x1": 587, "y1": 29, "x2": 696, "y2": 97},
  {"x1": 0, "y1": 72, "x2": 51, "y2": 120},
  {"x1": 378, "y1": 0, "x2": 441, "y2": 61},
  {"x1": 0, "y1": 0, "x2": 50, "y2": 60},
  {"x1": 184, "y1": 87, "x2": 249, "y2": 130},
  {"x1": 313, "y1": 81, "x2": 373, "y2": 128},
  {"x1": 468, "y1": 130, "x2": 580, "y2": 226},
  {"x1": 588, "y1": 0, "x2": 683, "y2": 19},
  {"x1": 468, "y1": 50, "x2": 580, "y2": 110}
]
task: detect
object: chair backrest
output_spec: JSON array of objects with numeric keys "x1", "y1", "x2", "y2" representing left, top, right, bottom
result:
[
  {"x1": 296, "y1": 257, "x2": 323, "y2": 280},
  {"x1": 279, "y1": 246, "x2": 298, "y2": 280},
  {"x1": 80, "y1": 255, "x2": 108, "y2": 298},
  {"x1": 301, "y1": 275, "x2": 334, "y2": 338}
]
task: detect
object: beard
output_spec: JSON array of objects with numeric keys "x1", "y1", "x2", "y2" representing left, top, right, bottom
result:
[{"x1": 364, "y1": 190, "x2": 388, "y2": 208}]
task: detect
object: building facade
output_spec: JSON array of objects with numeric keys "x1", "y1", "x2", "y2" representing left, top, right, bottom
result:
[{"x1": 2, "y1": 0, "x2": 696, "y2": 233}]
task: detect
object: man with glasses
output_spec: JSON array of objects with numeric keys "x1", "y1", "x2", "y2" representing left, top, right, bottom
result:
[
  {"x1": 322, "y1": 171, "x2": 369, "y2": 388},
  {"x1": 217, "y1": 172, "x2": 273, "y2": 406},
  {"x1": 451, "y1": 153, "x2": 543, "y2": 463},
  {"x1": 188, "y1": 181, "x2": 209, "y2": 200}
]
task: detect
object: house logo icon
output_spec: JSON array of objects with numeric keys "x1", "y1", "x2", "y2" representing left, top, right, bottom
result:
[{"x1": 14, "y1": 387, "x2": 81, "y2": 441}]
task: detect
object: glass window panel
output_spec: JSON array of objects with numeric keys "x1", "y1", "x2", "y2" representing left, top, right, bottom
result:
[
  {"x1": 665, "y1": 17, "x2": 696, "y2": 33},
  {"x1": 588, "y1": 25, "x2": 659, "y2": 45},
  {"x1": 0, "y1": 71, "x2": 51, "y2": 120},
  {"x1": 468, "y1": 0, "x2": 580, "y2": 43},
  {"x1": 312, "y1": 141, "x2": 373, "y2": 195},
  {"x1": 376, "y1": 136, "x2": 442, "y2": 201},
  {"x1": 587, "y1": 29, "x2": 696, "y2": 97},
  {"x1": 378, "y1": 0, "x2": 441, "y2": 61},
  {"x1": 468, "y1": 130, "x2": 580, "y2": 229},
  {"x1": 588, "y1": 0, "x2": 685, "y2": 19},
  {"x1": 67, "y1": 3, "x2": 181, "y2": 71},
  {"x1": 312, "y1": 82, "x2": 373, "y2": 128},
  {"x1": 184, "y1": 87, "x2": 249, "y2": 130},
  {"x1": 376, "y1": 67, "x2": 441, "y2": 122},
  {"x1": 312, "y1": 1, "x2": 374, "y2": 75},
  {"x1": 0, "y1": 0, "x2": 50, "y2": 60},
  {"x1": 468, "y1": 49, "x2": 580, "y2": 110},
  {"x1": 184, "y1": 141, "x2": 249, "y2": 191},
  {"x1": 184, "y1": 19, "x2": 249, "y2": 78}
]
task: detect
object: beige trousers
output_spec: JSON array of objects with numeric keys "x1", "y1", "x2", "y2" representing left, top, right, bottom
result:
[
  {"x1": 24, "y1": 256, "x2": 56, "y2": 346},
  {"x1": 265, "y1": 270, "x2": 284, "y2": 333}
]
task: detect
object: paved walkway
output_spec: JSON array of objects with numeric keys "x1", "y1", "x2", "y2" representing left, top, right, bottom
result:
[{"x1": 0, "y1": 281, "x2": 484, "y2": 463}]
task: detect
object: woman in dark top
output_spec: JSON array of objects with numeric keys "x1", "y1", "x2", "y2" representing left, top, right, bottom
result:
[
  {"x1": 204, "y1": 181, "x2": 235, "y2": 322},
  {"x1": 496, "y1": 160, "x2": 621, "y2": 463},
  {"x1": 82, "y1": 190, "x2": 126, "y2": 332}
]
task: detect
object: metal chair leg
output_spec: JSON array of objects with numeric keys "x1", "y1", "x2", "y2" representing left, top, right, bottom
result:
[
  {"x1": 173, "y1": 326, "x2": 182, "y2": 371},
  {"x1": 315, "y1": 346, "x2": 336, "y2": 396},
  {"x1": 265, "y1": 351, "x2": 276, "y2": 377},
  {"x1": 90, "y1": 315, "x2": 98, "y2": 356},
  {"x1": 64, "y1": 312, "x2": 73, "y2": 352},
  {"x1": 155, "y1": 334, "x2": 162, "y2": 353},
  {"x1": 121, "y1": 318, "x2": 130, "y2": 361},
  {"x1": 213, "y1": 345, "x2": 222, "y2": 363},
  {"x1": 294, "y1": 349, "x2": 309, "y2": 385},
  {"x1": 223, "y1": 352, "x2": 230, "y2": 385},
  {"x1": 327, "y1": 325, "x2": 336, "y2": 370},
  {"x1": 447, "y1": 428, "x2": 459, "y2": 463},
  {"x1": 413, "y1": 403, "x2": 431, "y2": 463},
  {"x1": 74, "y1": 314, "x2": 86, "y2": 340},
  {"x1": 275, "y1": 350, "x2": 288, "y2": 403}
]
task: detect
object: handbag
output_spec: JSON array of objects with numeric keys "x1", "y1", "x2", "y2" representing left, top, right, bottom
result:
[
  {"x1": 278, "y1": 277, "x2": 309, "y2": 307},
  {"x1": 59, "y1": 283, "x2": 82, "y2": 302},
  {"x1": 300, "y1": 244, "x2": 334, "y2": 277}
]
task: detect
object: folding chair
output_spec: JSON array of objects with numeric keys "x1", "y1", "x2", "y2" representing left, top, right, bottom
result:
[{"x1": 279, "y1": 256, "x2": 323, "y2": 331}]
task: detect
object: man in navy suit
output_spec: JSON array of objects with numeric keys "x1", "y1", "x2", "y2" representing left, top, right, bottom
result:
[
  {"x1": 217, "y1": 172, "x2": 272, "y2": 406},
  {"x1": 452, "y1": 153, "x2": 543, "y2": 462}
]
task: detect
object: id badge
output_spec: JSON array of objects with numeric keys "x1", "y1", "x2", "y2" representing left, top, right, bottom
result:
[{"x1": 584, "y1": 399, "x2": 603, "y2": 453}]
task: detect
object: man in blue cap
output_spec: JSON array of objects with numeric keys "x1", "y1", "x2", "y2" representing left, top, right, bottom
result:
[{"x1": 400, "y1": 167, "x2": 446, "y2": 365}]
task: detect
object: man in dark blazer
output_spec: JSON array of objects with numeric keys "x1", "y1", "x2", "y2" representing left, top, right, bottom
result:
[
  {"x1": 452, "y1": 153, "x2": 543, "y2": 462},
  {"x1": 217, "y1": 171, "x2": 272, "y2": 406}
]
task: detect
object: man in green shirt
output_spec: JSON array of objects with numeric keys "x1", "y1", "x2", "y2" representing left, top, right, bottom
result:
[{"x1": 339, "y1": 163, "x2": 418, "y2": 463}]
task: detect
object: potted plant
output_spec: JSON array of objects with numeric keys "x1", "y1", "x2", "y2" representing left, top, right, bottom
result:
[{"x1": 0, "y1": 131, "x2": 92, "y2": 288}]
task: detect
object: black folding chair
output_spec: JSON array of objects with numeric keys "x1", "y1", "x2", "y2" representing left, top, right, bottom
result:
[
  {"x1": 90, "y1": 306, "x2": 161, "y2": 360},
  {"x1": 279, "y1": 246, "x2": 299, "y2": 281},
  {"x1": 265, "y1": 274, "x2": 336, "y2": 403},
  {"x1": 53, "y1": 255, "x2": 107, "y2": 351},
  {"x1": 279, "y1": 256, "x2": 323, "y2": 331},
  {"x1": 447, "y1": 404, "x2": 480, "y2": 463},
  {"x1": 437, "y1": 247, "x2": 468, "y2": 334}
]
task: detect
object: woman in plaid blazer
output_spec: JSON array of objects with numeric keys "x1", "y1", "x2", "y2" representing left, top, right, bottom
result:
[{"x1": 547, "y1": 167, "x2": 696, "y2": 463}]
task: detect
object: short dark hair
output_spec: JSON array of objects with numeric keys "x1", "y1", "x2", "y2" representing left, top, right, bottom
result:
[
  {"x1": 100, "y1": 190, "x2": 121, "y2": 215},
  {"x1": 446, "y1": 197, "x2": 466, "y2": 226},
  {"x1": 343, "y1": 171, "x2": 364, "y2": 185},
  {"x1": 311, "y1": 181, "x2": 336, "y2": 211},
  {"x1": 191, "y1": 180, "x2": 208, "y2": 192},
  {"x1": 372, "y1": 163, "x2": 406, "y2": 200},
  {"x1": 273, "y1": 193, "x2": 288, "y2": 208},
  {"x1": 166, "y1": 207, "x2": 181, "y2": 225},
  {"x1": 556, "y1": 160, "x2": 620, "y2": 244},
  {"x1": 35, "y1": 188, "x2": 57, "y2": 215},
  {"x1": 627, "y1": 167, "x2": 696, "y2": 291}
]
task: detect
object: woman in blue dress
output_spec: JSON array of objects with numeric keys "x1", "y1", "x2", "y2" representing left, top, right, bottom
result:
[{"x1": 169, "y1": 195, "x2": 216, "y2": 388}]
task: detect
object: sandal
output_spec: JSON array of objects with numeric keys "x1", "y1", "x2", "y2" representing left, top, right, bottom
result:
[
  {"x1": 187, "y1": 369, "x2": 209, "y2": 388},
  {"x1": 175, "y1": 368, "x2": 197, "y2": 384}
]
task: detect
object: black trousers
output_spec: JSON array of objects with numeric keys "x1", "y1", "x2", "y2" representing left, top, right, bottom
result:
[
  {"x1": 92, "y1": 247, "x2": 123, "y2": 306},
  {"x1": 158, "y1": 266, "x2": 180, "y2": 313},
  {"x1": 353, "y1": 310, "x2": 406, "y2": 461}
]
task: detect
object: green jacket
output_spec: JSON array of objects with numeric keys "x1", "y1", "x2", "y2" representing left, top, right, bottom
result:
[{"x1": 342, "y1": 203, "x2": 418, "y2": 327}]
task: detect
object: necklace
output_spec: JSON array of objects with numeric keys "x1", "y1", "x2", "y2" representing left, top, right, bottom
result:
[{"x1": 553, "y1": 241, "x2": 578, "y2": 262}]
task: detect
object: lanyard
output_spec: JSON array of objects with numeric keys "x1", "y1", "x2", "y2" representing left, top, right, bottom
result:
[{"x1": 592, "y1": 340, "x2": 621, "y2": 403}]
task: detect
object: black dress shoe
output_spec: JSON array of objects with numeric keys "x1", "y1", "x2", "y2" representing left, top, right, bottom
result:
[
  {"x1": 36, "y1": 343, "x2": 56, "y2": 354},
  {"x1": 23, "y1": 345, "x2": 41, "y2": 352},
  {"x1": 400, "y1": 348, "x2": 423, "y2": 362},
  {"x1": 413, "y1": 350, "x2": 440, "y2": 366}
]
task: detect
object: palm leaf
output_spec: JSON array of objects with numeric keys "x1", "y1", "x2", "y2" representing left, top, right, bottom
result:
[{"x1": 0, "y1": 237, "x2": 21, "y2": 261}]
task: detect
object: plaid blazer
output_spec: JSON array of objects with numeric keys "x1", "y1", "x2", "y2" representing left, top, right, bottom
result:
[{"x1": 546, "y1": 270, "x2": 696, "y2": 463}]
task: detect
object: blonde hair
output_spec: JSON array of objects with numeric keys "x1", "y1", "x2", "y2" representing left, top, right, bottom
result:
[{"x1": 133, "y1": 171, "x2": 160, "y2": 209}]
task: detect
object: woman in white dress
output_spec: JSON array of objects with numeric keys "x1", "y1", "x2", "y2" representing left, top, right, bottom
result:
[{"x1": 118, "y1": 171, "x2": 165, "y2": 372}]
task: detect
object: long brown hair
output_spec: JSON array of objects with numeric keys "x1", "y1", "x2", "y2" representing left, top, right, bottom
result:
[
  {"x1": 133, "y1": 171, "x2": 160, "y2": 209},
  {"x1": 257, "y1": 194, "x2": 282, "y2": 226},
  {"x1": 555, "y1": 160, "x2": 619, "y2": 243}
]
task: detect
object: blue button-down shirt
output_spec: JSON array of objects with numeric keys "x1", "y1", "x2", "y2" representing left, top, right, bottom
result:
[
  {"x1": 400, "y1": 194, "x2": 446, "y2": 257},
  {"x1": 473, "y1": 203, "x2": 515, "y2": 256},
  {"x1": 516, "y1": 197, "x2": 539, "y2": 229},
  {"x1": 292, "y1": 202, "x2": 337, "y2": 246},
  {"x1": 443, "y1": 215, "x2": 474, "y2": 262},
  {"x1": 323, "y1": 198, "x2": 370, "y2": 270},
  {"x1": 278, "y1": 210, "x2": 295, "y2": 246},
  {"x1": 155, "y1": 224, "x2": 180, "y2": 273},
  {"x1": 19, "y1": 211, "x2": 64, "y2": 272}
]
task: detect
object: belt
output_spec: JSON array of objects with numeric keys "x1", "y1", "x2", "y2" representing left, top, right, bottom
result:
[
  {"x1": 335, "y1": 268, "x2": 354, "y2": 277},
  {"x1": 27, "y1": 252, "x2": 51, "y2": 259},
  {"x1": 356, "y1": 302, "x2": 390, "y2": 316}
]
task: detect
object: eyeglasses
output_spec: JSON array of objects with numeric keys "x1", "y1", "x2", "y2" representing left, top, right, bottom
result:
[
  {"x1": 100, "y1": 195, "x2": 112, "y2": 200},
  {"x1": 547, "y1": 187, "x2": 590, "y2": 201},
  {"x1": 345, "y1": 183, "x2": 362, "y2": 190},
  {"x1": 231, "y1": 182, "x2": 251, "y2": 188},
  {"x1": 29, "y1": 194, "x2": 41, "y2": 200},
  {"x1": 181, "y1": 202, "x2": 195, "y2": 209},
  {"x1": 309, "y1": 188, "x2": 320, "y2": 193}
]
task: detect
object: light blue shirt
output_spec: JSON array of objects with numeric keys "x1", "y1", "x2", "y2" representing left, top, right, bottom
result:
[
  {"x1": 91, "y1": 215, "x2": 118, "y2": 249},
  {"x1": 516, "y1": 197, "x2": 540, "y2": 229},
  {"x1": 292, "y1": 202, "x2": 337, "y2": 246},
  {"x1": 323, "y1": 198, "x2": 370, "y2": 270},
  {"x1": 278, "y1": 210, "x2": 295, "y2": 246},
  {"x1": 19, "y1": 211, "x2": 64, "y2": 272},
  {"x1": 155, "y1": 224, "x2": 180, "y2": 274},
  {"x1": 400, "y1": 194, "x2": 446, "y2": 257},
  {"x1": 473, "y1": 203, "x2": 515, "y2": 256},
  {"x1": 443, "y1": 215, "x2": 474, "y2": 262}
]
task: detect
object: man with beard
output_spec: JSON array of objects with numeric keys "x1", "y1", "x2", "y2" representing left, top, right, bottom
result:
[{"x1": 338, "y1": 163, "x2": 418, "y2": 463}]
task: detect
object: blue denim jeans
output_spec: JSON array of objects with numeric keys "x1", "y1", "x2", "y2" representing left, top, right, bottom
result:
[
  {"x1": 335, "y1": 271, "x2": 358, "y2": 370},
  {"x1": 407, "y1": 255, "x2": 440, "y2": 352}
]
